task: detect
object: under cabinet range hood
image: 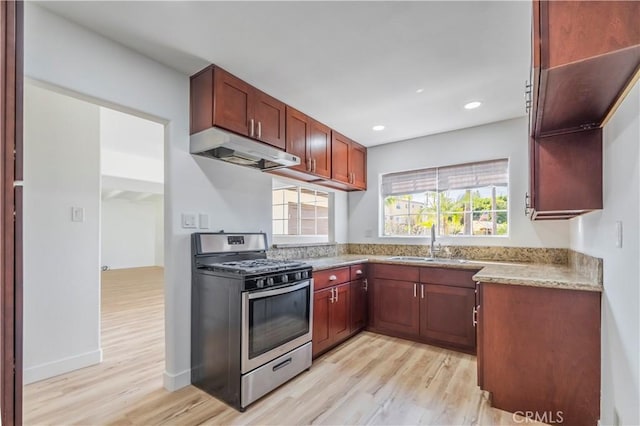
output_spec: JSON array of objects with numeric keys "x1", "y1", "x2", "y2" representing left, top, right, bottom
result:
[{"x1": 190, "y1": 127, "x2": 300, "y2": 171}]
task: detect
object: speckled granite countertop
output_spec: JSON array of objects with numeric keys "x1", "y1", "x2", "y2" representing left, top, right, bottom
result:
[
  {"x1": 472, "y1": 263, "x2": 602, "y2": 292},
  {"x1": 301, "y1": 255, "x2": 603, "y2": 292}
]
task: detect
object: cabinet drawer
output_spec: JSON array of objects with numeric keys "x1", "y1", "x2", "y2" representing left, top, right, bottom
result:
[
  {"x1": 313, "y1": 267, "x2": 350, "y2": 291},
  {"x1": 350, "y1": 264, "x2": 367, "y2": 280},
  {"x1": 370, "y1": 264, "x2": 419, "y2": 282},
  {"x1": 419, "y1": 268, "x2": 480, "y2": 289}
]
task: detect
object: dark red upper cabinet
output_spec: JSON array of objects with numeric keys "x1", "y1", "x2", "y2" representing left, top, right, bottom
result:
[
  {"x1": 190, "y1": 65, "x2": 286, "y2": 150},
  {"x1": 331, "y1": 131, "x2": 367, "y2": 191},
  {"x1": 532, "y1": 0, "x2": 640, "y2": 137}
]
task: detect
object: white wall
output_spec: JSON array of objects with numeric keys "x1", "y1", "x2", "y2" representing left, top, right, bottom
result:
[
  {"x1": 349, "y1": 117, "x2": 570, "y2": 248},
  {"x1": 101, "y1": 197, "x2": 164, "y2": 269},
  {"x1": 24, "y1": 3, "x2": 278, "y2": 389},
  {"x1": 569, "y1": 82, "x2": 640, "y2": 425},
  {"x1": 23, "y1": 84, "x2": 102, "y2": 383}
]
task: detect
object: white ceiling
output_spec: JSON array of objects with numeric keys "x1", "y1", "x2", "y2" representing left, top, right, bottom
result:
[{"x1": 36, "y1": 1, "x2": 531, "y2": 147}]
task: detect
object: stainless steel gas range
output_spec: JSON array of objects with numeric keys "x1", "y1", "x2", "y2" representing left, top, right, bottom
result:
[{"x1": 190, "y1": 232, "x2": 313, "y2": 411}]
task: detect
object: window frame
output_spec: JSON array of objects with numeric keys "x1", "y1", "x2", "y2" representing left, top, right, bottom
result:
[
  {"x1": 380, "y1": 159, "x2": 510, "y2": 239},
  {"x1": 272, "y1": 183, "x2": 331, "y2": 244}
]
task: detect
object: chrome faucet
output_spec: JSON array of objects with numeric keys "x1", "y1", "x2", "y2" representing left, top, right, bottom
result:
[{"x1": 430, "y1": 224, "x2": 440, "y2": 258}]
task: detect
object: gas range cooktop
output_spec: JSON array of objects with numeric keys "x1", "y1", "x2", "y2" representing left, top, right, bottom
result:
[{"x1": 201, "y1": 258, "x2": 309, "y2": 274}]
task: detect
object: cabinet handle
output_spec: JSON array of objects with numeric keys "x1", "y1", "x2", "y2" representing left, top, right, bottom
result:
[
  {"x1": 473, "y1": 306, "x2": 478, "y2": 327},
  {"x1": 421, "y1": 284, "x2": 424, "y2": 299},
  {"x1": 414, "y1": 283, "x2": 417, "y2": 298},
  {"x1": 257, "y1": 121, "x2": 262, "y2": 139},
  {"x1": 363, "y1": 278, "x2": 368, "y2": 291},
  {"x1": 249, "y1": 119, "x2": 255, "y2": 138},
  {"x1": 355, "y1": 269, "x2": 363, "y2": 275},
  {"x1": 330, "y1": 287, "x2": 335, "y2": 303},
  {"x1": 525, "y1": 192, "x2": 531, "y2": 216},
  {"x1": 335, "y1": 287, "x2": 339, "y2": 302},
  {"x1": 329, "y1": 274, "x2": 337, "y2": 281},
  {"x1": 352, "y1": 172, "x2": 356, "y2": 184},
  {"x1": 312, "y1": 158, "x2": 317, "y2": 173},
  {"x1": 307, "y1": 158, "x2": 312, "y2": 171}
]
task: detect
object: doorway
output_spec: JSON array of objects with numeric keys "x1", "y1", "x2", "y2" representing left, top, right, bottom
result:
[{"x1": 21, "y1": 82, "x2": 167, "y2": 423}]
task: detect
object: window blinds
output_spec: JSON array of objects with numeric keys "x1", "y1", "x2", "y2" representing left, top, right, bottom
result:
[{"x1": 381, "y1": 159, "x2": 508, "y2": 196}]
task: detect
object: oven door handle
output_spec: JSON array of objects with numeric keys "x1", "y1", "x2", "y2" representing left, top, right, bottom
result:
[{"x1": 247, "y1": 280, "x2": 311, "y2": 299}]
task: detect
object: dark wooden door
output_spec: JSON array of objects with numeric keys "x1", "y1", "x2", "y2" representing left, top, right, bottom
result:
[
  {"x1": 373, "y1": 279, "x2": 420, "y2": 337},
  {"x1": 420, "y1": 284, "x2": 476, "y2": 350},
  {"x1": 330, "y1": 283, "x2": 350, "y2": 343},
  {"x1": 350, "y1": 279, "x2": 367, "y2": 333},
  {"x1": 212, "y1": 67, "x2": 252, "y2": 137},
  {"x1": 350, "y1": 142, "x2": 367, "y2": 189},
  {"x1": 312, "y1": 287, "x2": 332, "y2": 357},
  {"x1": 254, "y1": 89, "x2": 285, "y2": 150},
  {"x1": 331, "y1": 131, "x2": 350, "y2": 184},
  {"x1": 535, "y1": 129, "x2": 602, "y2": 213},
  {"x1": 308, "y1": 119, "x2": 331, "y2": 179},
  {"x1": 0, "y1": 1, "x2": 22, "y2": 424},
  {"x1": 285, "y1": 106, "x2": 309, "y2": 173}
]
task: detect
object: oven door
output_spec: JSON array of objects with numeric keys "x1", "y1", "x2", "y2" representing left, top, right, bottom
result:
[{"x1": 241, "y1": 279, "x2": 313, "y2": 374}]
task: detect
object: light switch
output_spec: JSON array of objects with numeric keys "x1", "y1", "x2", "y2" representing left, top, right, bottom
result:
[
  {"x1": 199, "y1": 213, "x2": 209, "y2": 229},
  {"x1": 616, "y1": 221, "x2": 623, "y2": 248},
  {"x1": 182, "y1": 213, "x2": 197, "y2": 229},
  {"x1": 71, "y1": 207, "x2": 85, "y2": 222}
]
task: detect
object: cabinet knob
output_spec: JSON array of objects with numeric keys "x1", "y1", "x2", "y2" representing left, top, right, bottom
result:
[
  {"x1": 355, "y1": 269, "x2": 363, "y2": 275},
  {"x1": 329, "y1": 275, "x2": 337, "y2": 281}
]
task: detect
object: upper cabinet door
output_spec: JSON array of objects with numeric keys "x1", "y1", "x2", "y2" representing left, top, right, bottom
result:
[
  {"x1": 212, "y1": 67, "x2": 252, "y2": 137},
  {"x1": 309, "y1": 119, "x2": 331, "y2": 179},
  {"x1": 331, "y1": 131, "x2": 350, "y2": 184},
  {"x1": 254, "y1": 89, "x2": 286, "y2": 150},
  {"x1": 350, "y1": 142, "x2": 367, "y2": 190},
  {"x1": 285, "y1": 106, "x2": 310, "y2": 173}
]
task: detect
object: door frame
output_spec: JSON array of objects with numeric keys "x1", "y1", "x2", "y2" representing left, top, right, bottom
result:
[{"x1": 1, "y1": 0, "x2": 23, "y2": 424}]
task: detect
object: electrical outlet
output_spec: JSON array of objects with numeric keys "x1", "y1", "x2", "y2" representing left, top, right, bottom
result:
[
  {"x1": 199, "y1": 213, "x2": 209, "y2": 229},
  {"x1": 71, "y1": 207, "x2": 85, "y2": 222},
  {"x1": 181, "y1": 213, "x2": 197, "y2": 229}
]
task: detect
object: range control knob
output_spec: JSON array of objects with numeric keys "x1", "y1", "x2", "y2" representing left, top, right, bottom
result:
[
  {"x1": 301, "y1": 270, "x2": 309, "y2": 279},
  {"x1": 256, "y1": 279, "x2": 265, "y2": 288},
  {"x1": 294, "y1": 272, "x2": 302, "y2": 281},
  {"x1": 281, "y1": 274, "x2": 288, "y2": 283},
  {"x1": 266, "y1": 277, "x2": 275, "y2": 287}
]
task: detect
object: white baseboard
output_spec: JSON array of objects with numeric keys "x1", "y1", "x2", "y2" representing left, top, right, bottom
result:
[
  {"x1": 163, "y1": 369, "x2": 191, "y2": 391},
  {"x1": 23, "y1": 348, "x2": 103, "y2": 384}
]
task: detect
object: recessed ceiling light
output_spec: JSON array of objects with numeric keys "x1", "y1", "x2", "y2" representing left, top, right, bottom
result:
[
  {"x1": 416, "y1": 88, "x2": 424, "y2": 94},
  {"x1": 372, "y1": 125, "x2": 385, "y2": 131},
  {"x1": 464, "y1": 101, "x2": 482, "y2": 110}
]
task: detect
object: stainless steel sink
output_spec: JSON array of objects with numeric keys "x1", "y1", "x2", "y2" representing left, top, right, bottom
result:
[
  {"x1": 387, "y1": 256, "x2": 470, "y2": 264},
  {"x1": 387, "y1": 256, "x2": 435, "y2": 262}
]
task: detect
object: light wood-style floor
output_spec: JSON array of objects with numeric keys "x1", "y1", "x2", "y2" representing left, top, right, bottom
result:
[{"x1": 24, "y1": 267, "x2": 540, "y2": 425}]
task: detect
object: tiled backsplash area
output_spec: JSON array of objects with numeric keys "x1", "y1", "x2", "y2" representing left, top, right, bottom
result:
[
  {"x1": 568, "y1": 250, "x2": 603, "y2": 284},
  {"x1": 347, "y1": 243, "x2": 569, "y2": 264},
  {"x1": 268, "y1": 244, "x2": 348, "y2": 259}
]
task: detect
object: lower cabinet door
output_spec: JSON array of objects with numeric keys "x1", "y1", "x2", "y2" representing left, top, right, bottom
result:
[
  {"x1": 330, "y1": 283, "x2": 351, "y2": 343},
  {"x1": 373, "y1": 279, "x2": 420, "y2": 337},
  {"x1": 312, "y1": 287, "x2": 333, "y2": 357},
  {"x1": 420, "y1": 284, "x2": 476, "y2": 350},
  {"x1": 350, "y1": 279, "x2": 367, "y2": 332}
]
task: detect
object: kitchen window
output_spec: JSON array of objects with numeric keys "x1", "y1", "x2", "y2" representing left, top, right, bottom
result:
[
  {"x1": 381, "y1": 159, "x2": 509, "y2": 237},
  {"x1": 272, "y1": 184, "x2": 329, "y2": 242}
]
